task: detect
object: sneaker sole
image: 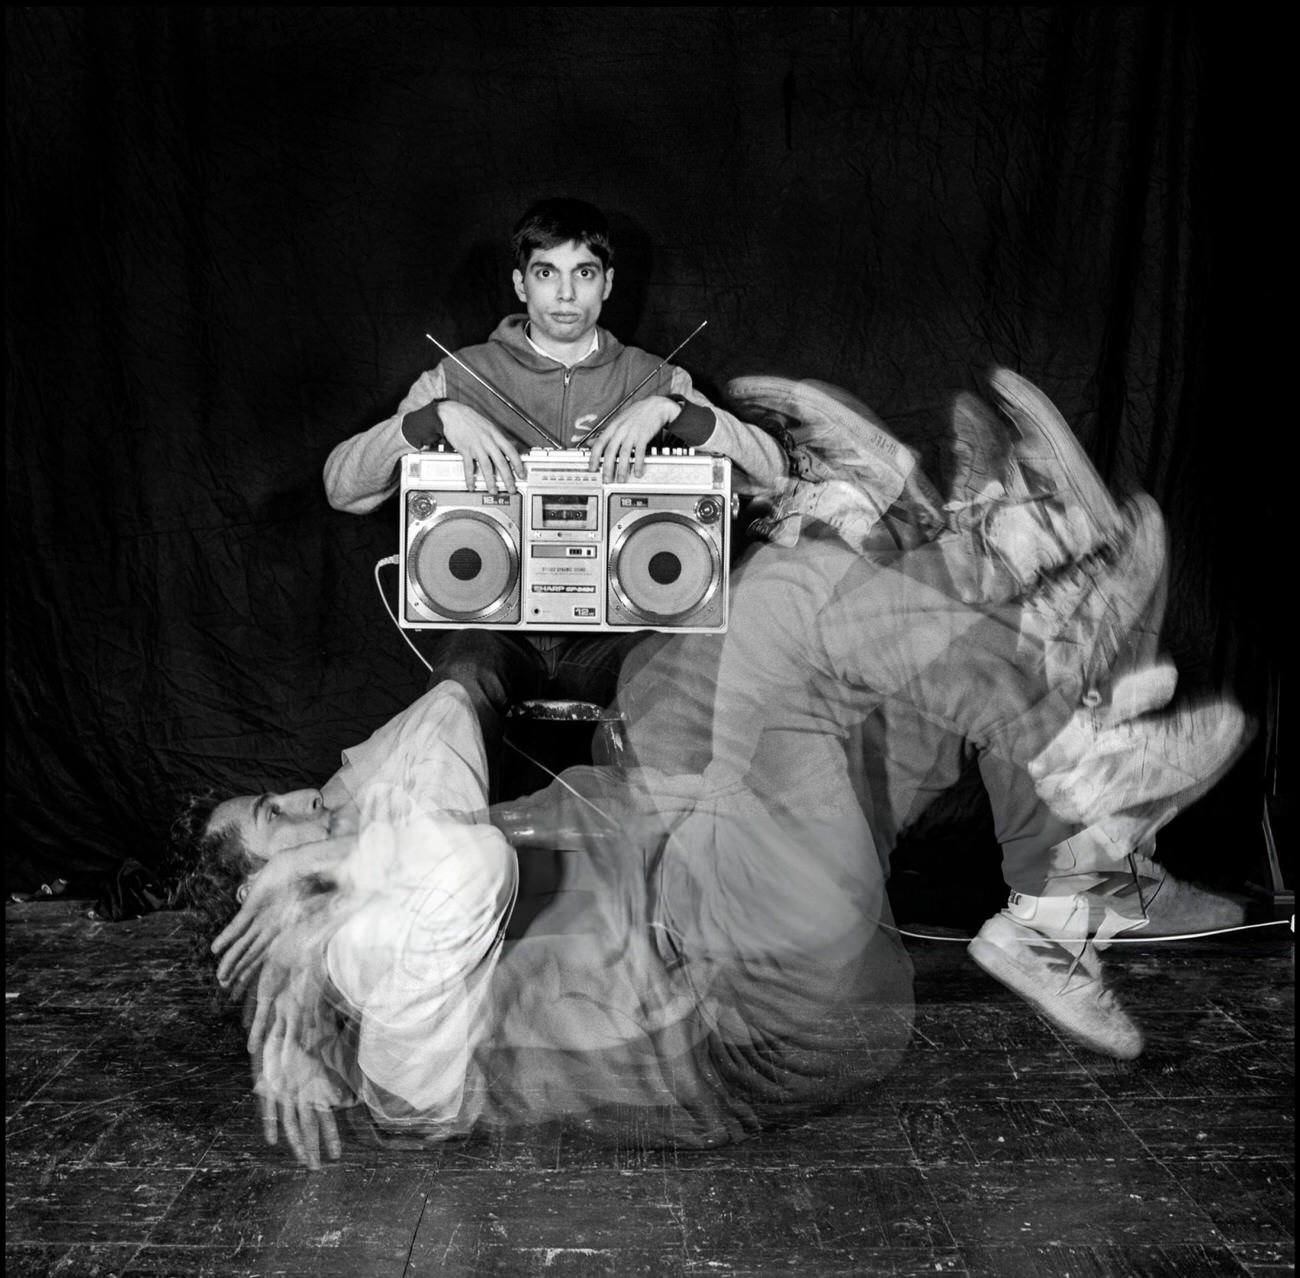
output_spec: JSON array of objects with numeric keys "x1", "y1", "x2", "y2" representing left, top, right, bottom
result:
[{"x1": 988, "y1": 368, "x2": 1120, "y2": 543}]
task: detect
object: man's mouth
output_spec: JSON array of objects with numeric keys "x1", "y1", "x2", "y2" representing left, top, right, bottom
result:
[{"x1": 550, "y1": 312, "x2": 581, "y2": 323}]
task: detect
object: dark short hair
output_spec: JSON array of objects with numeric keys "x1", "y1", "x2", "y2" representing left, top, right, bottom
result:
[{"x1": 511, "y1": 198, "x2": 614, "y2": 274}]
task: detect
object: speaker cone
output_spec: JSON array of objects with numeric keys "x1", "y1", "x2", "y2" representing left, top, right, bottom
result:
[
  {"x1": 408, "y1": 509, "x2": 519, "y2": 621},
  {"x1": 609, "y1": 512, "x2": 720, "y2": 624}
]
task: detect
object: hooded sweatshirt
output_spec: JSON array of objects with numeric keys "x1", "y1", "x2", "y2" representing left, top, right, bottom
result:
[{"x1": 323, "y1": 316, "x2": 786, "y2": 514}]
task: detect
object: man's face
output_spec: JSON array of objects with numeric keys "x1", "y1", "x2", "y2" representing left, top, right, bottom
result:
[
  {"x1": 207, "y1": 788, "x2": 345, "y2": 865},
  {"x1": 512, "y1": 239, "x2": 613, "y2": 351}
]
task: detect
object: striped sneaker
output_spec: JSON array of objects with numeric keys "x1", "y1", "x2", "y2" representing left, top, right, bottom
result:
[
  {"x1": 968, "y1": 893, "x2": 1144, "y2": 1059},
  {"x1": 1031, "y1": 695, "x2": 1251, "y2": 827},
  {"x1": 987, "y1": 367, "x2": 1122, "y2": 559},
  {"x1": 727, "y1": 375, "x2": 946, "y2": 541}
]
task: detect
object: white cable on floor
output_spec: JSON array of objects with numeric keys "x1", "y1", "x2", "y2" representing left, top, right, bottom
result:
[{"x1": 888, "y1": 917, "x2": 1294, "y2": 943}]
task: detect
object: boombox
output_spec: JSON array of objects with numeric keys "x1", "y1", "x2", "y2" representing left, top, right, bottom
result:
[{"x1": 399, "y1": 448, "x2": 732, "y2": 632}]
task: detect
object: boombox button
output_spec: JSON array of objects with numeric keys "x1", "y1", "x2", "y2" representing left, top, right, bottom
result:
[{"x1": 694, "y1": 495, "x2": 722, "y2": 524}]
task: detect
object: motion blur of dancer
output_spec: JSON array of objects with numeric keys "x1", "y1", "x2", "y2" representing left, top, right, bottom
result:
[
  {"x1": 172, "y1": 369, "x2": 1247, "y2": 1168},
  {"x1": 718, "y1": 369, "x2": 1248, "y2": 1059}
]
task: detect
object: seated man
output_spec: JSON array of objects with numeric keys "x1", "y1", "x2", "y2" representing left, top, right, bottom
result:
[
  {"x1": 174, "y1": 377, "x2": 1247, "y2": 1166},
  {"x1": 322, "y1": 197, "x2": 803, "y2": 795}
]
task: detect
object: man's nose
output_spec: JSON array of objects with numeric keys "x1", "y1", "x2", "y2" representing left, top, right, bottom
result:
[
  {"x1": 279, "y1": 789, "x2": 323, "y2": 817},
  {"x1": 556, "y1": 274, "x2": 575, "y2": 299}
]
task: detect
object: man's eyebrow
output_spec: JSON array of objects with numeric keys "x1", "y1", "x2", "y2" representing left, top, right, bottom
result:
[
  {"x1": 530, "y1": 256, "x2": 601, "y2": 271},
  {"x1": 252, "y1": 794, "x2": 270, "y2": 822}
]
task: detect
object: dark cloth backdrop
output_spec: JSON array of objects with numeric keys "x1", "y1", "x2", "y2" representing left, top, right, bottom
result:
[{"x1": 5, "y1": 7, "x2": 1272, "y2": 895}]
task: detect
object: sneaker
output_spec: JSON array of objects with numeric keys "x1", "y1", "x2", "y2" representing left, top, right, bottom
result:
[
  {"x1": 727, "y1": 375, "x2": 946, "y2": 536},
  {"x1": 968, "y1": 898, "x2": 1144, "y2": 1059},
  {"x1": 938, "y1": 390, "x2": 1112, "y2": 604},
  {"x1": 788, "y1": 477, "x2": 898, "y2": 548},
  {"x1": 1031, "y1": 695, "x2": 1251, "y2": 826},
  {"x1": 947, "y1": 390, "x2": 1016, "y2": 508},
  {"x1": 744, "y1": 493, "x2": 804, "y2": 547},
  {"x1": 1019, "y1": 491, "x2": 1169, "y2": 689},
  {"x1": 1046, "y1": 801, "x2": 1181, "y2": 877},
  {"x1": 987, "y1": 367, "x2": 1122, "y2": 558}
]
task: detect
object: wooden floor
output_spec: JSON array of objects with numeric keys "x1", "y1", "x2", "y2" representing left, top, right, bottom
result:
[{"x1": 5, "y1": 896, "x2": 1293, "y2": 1278}]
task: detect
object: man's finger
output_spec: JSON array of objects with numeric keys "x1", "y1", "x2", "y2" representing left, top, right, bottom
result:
[
  {"x1": 215, "y1": 933, "x2": 251, "y2": 987},
  {"x1": 258, "y1": 1090, "x2": 279, "y2": 1147},
  {"x1": 495, "y1": 454, "x2": 518, "y2": 494},
  {"x1": 321, "y1": 1107, "x2": 342, "y2": 1162},
  {"x1": 212, "y1": 910, "x2": 251, "y2": 959},
  {"x1": 298, "y1": 1098, "x2": 322, "y2": 1171},
  {"x1": 281, "y1": 1100, "x2": 308, "y2": 1166},
  {"x1": 247, "y1": 996, "x2": 270, "y2": 1057}
]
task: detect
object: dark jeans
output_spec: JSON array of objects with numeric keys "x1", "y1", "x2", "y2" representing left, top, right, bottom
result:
[{"x1": 422, "y1": 629, "x2": 651, "y2": 797}]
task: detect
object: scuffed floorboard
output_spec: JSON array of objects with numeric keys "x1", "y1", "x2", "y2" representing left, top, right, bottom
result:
[{"x1": 5, "y1": 899, "x2": 1293, "y2": 1277}]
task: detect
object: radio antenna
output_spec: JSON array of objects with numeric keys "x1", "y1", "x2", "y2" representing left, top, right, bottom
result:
[
  {"x1": 574, "y1": 320, "x2": 709, "y2": 447},
  {"x1": 425, "y1": 335, "x2": 563, "y2": 448}
]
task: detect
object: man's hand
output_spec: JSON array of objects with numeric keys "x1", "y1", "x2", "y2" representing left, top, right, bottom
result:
[
  {"x1": 250, "y1": 949, "x2": 346, "y2": 1170},
  {"x1": 211, "y1": 837, "x2": 349, "y2": 1000},
  {"x1": 587, "y1": 396, "x2": 678, "y2": 482},
  {"x1": 439, "y1": 402, "x2": 526, "y2": 493}
]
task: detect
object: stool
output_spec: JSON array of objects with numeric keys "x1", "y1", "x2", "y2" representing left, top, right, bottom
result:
[{"x1": 500, "y1": 699, "x2": 628, "y2": 800}]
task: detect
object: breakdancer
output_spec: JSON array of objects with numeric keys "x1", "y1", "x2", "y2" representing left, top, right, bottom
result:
[{"x1": 176, "y1": 371, "x2": 1246, "y2": 1166}]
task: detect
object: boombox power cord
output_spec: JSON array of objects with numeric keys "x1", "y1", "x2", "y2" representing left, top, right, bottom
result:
[
  {"x1": 372, "y1": 559, "x2": 1292, "y2": 946},
  {"x1": 374, "y1": 556, "x2": 435, "y2": 675}
]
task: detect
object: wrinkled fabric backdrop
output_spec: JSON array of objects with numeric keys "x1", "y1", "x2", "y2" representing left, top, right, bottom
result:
[{"x1": 6, "y1": 7, "x2": 1274, "y2": 898}]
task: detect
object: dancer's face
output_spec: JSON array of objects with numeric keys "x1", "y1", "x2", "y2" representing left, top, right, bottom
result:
[{"x1": 207, "y1": 789, "x2": 342, "y2": 865}]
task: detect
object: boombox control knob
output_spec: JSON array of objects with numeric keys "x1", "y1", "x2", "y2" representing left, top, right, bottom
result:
[
  {"x1": 411, "y1": 495, "x2": 436, "y2": 519},
  {"x1": 694, "y1": 495, "x2": 722, "y2": 524}
]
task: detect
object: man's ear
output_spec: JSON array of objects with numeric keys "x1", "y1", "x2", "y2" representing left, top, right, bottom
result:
[
  {"x1": 512, "y1": 269, "x2": 527, "y2": 303},
  {"x1": 603, "y1": 267, "x2": 614, "y2": 301}
]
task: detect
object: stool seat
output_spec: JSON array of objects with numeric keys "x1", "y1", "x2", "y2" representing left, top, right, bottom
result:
[{"x1": 507, "y1": 699, "x2": 607, "y2": 722}]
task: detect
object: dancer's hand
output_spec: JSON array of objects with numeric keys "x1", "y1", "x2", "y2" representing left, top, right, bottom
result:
[
  {"x1": 212, "y1": 837, "x2": 349, "y2": 998},
  {"x1": 257, "y1": 1054, "x2": 342, "y2": 1171},
  {"x1": 247, "y1": 921, "x2": 347, "y2": 1170},
  {"x1": 251, "y1": 962, "x2": 345, "y2": 1169}
]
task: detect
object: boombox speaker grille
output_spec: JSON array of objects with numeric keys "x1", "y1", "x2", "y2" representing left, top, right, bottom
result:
[
  {"x1": 609, "y1": 512, "x2": 721, "y2": 624},
  {"x1": 407, "y1": 508, "x2": 519, "y2": 621}
]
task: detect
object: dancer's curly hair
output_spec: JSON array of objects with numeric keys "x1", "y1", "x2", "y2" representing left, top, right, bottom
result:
[{"x1": 163, "y1": 787, "x2": 252, "y2": 982}]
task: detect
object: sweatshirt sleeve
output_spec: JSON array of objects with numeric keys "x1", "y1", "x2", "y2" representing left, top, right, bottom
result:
[
  {"x1": 666, "y1": 366, "x2": 789, "y2": 495},
  {"x1": 323, "y1": 366, "x2": 449, "y2": 514}
]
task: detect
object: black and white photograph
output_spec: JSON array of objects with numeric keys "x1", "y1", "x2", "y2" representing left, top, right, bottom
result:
[{"x1": 6, "y1": 7, "x2": 1291, "y2": 1277}]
